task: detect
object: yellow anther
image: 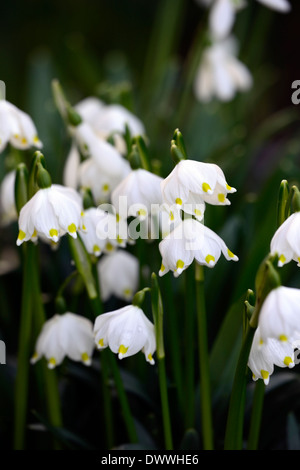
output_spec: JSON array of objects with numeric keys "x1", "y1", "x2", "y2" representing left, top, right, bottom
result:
[
  {"x1": 48, "y1": 357, "x2": 56, "y2": 368},
  {"x1": 261, "y1": 370, "x2": 269, "y2": 381},
  {"x1": 123, "y1": 288, "x2": 132, "y2": 298},
  {"x1": 81, "y1": 352, "x2": 90, "y2": 363},
  {"x1": 194, "y1": 208, "x2": 202, "y2": 217},
  {"x1": 205, "y1": 254, "x2": 215, "y2": 265},
  {"x1": 118, "y1": 344, "x2": 128, "y2": 355},
  {"x1": 175, "y1": 198, "x2": 182, "y2": 206},
  {"x1": 226, "y1": 183, "x2": 232, "y2": 191},
  {"x1": 170, "y1": 211, "x2": 175, "y2": 221},
  {"x1": 49, "y1": 228, "x2": 58, "y2": 238},
  {"x1": 93, "y1": 244, "x2": 101, "y2": 254},
  {"x1": 102, "y1": 183, "x2": 110, "y2": 192},
  {"x1": 176, "y1": 259, "x2": 185, "y2": 270},
  {"x1": 98, "y1": 338, "x2": 104, "y2": 348},
  {"x1": 279, "y1": 254, "x2": 286, "y2": 264},
  {"x1": 68, "y1": 223, "x2": 76, "y2": 234},
  {"x1": 279, "y1": 334, "x2": 288, "y2": 342},
  {"x1": 284, "y1": 356, "x2": 293, "y2": 367},
  {"x1": 202, "y1": 182, "x2": 211, "y2": 193},
  {"x1": 227, "y1": 248, "x2": 235, "y2": 258},
  {"x1": 218, "y1": 193, "x2": 225, "y2": 203},
  {"x1": 138, "y1": 208, "x2": 147, "y2": 217},
  {"x1": 18, "y1": 230, "x2": 26, "y2": 241},
  {"x1": 105, "y1": 242, "x2": 114, "y2": 252},
  {"x1": 160, "y1": 264, "x2": 165, "y2": 273}
]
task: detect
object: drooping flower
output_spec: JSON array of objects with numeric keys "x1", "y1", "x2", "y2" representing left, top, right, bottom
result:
[
  {"x1": 97, "y1": 250, "x2": 139, "y2": 302},
  {"x1": 75, "y1": 97, "x2": 146, "y2": 142},
  {"x1": 80, "y1": 207, "x2": 127, "y2": 257},
  {"x1": 161, "y1": 159, "x2": 236, "y2": 216},
  {"x1": 0, "y1": 170, "x2": 17, "y2": 225},
  {"x1": 158, "y1": 218, "x2": 238, "y2": 277},
  {"x1": 16, "y1": 184, "x2": 84, "y2": 246},
  {"x1": 0, "y1": 100, "x2": 43, "y2": 152},
  {"x1": 257, "y1": 286, "x2": 300, "y2": 344},
  {"x1": 194, "y1": 36, "x2": 252, "y2": 103},
  {"x1": 248, "y1": 326, "x2": 296, "y2": 385},
  {"x1": 73, "y1": 122, "x2": 131, "y2": 181},
  {"x1": 270, "y1": 212, "x2": 300, "y2": 267},
  {"x1": 195, "y1": 0, "x2": 290, "y2": 40},
  {"x1": 94, "y1": 304, "x2": 156, "y2": 364},
  {"x1": 111, "y1": 168, "x2": 163, "y2": 221},
  {"x1": 78, "y1": 155, "x2": 130, "y2": 205},
  {"x1": 31, "y1": 312, "x2": 95, "y2": 369}
]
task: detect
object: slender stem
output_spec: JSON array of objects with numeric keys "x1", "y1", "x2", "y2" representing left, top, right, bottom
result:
[
  {"x1": 247, "y1": 379, "x2": 265, "y2": 450},
  {"x1": 109, "y1": 353, "x2": 138, "y2": 443},
  {"x1": 184, "y1": 268, "x2": 195, "y2": 429},
  {"x1": 158, "y1": 356, "x2": 173, "y2": 450},
  {"x1": 151, "y1": 272, "x2": 173, "y2": 450},
  {"x1": 224, "y1": 324, "x2": 256, "y2": 450},
  {"x1": 31, "y1": 246, "x2": 62, "y2": 440},
  {"x1": 195, "y1": 263, "x2": 214, "y2": 450},
  {"x1": 14, "y1": 243, "x2": 34, "y2": 449}
]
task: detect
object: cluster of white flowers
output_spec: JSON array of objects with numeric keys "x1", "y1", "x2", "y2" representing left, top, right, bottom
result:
[
  {"x1": 194, "y1": 0, "x2": 291, "y2": 102},
  {"x1": 158, "y1": 158, "x2": 239, "y2": 276},
  {"x1": 248, "y1": 210, "x2": 300, "y2": 385}
]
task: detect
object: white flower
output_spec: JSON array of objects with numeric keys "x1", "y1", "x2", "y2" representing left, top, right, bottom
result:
[
  {"x1": 195, "y1": 0, "x2": 290, "y2": 40},
  {"x1": 0, "y1": 100, "x2": 42, "y2": 152},
  {"x1": 270, "y1": 212, "x2": 300, "y2": 267},
  {"x1": 16, "y1": 184, "x2": 84, "y2": 246},
  {"x1": 161, "y1": 159, "x2": 236, "y2": 217},
  {"x1": 208, "y1": 0, "x2": 246, "y2": 40},
  {"x1": 0, "y1": 170, "x2": 17, "y2": 225},
  {"x1": 63, "y1": 144, "x2": 81, "y2": 189},
  {"x1": 257, "y1": 286, "x2": 300, "y2": 344},
  {"x1": 31, "y1": 312, "x2": 95, "y2": 369},
  {"x1": 158, "y1": 218, "x2": 238, "y2": 277},
  {"x1": 80, "y1": 207, "x2": 127, "y2": 256},
  {"x1": 75, "y1": 96, "x2": 145, "y2": 138},
  {"x1": 94, "y1": 304, "x2": 156, "y2": 364},
  {"x1": 194, "y1": 36, "x2": 252, "y2": 102},
  {"x1": 97, "y1": 250, "x2": 139, "y2": 302},
  {"x1": 256, "y1": 0, "x2": 291, "y2": 13},
  {"x1": 248, "y1": 326, "x2": 296, "y2": 385},
  {"x1": 111, "y1": 168, "x2": 163, "y2": 221},
  {"x1": 73, "y1": 122, "x2": 131, "y2": 180},
  {"x1": 78, "y1": 154, "x2": 130, "y2": 205}
]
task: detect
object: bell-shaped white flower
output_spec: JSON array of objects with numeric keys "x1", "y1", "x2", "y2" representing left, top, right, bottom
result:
[
  {"x1": 80, "y1": 207, "x2": 127, "y2": 256},
  {"x1": 270, "y1": 212, "x2": 300, "y2": 267},
  {"x1": 97, "y1": 250, "x2": 139, "y2": 302},
  {"x1": 75, "y1": 97, "x2": 145, "y2": 139},
  {"x1": 94, "y1": 304, "x2": 156, "y2": 364},
  {"x1": 63, "y1": 144, "x2": 81, "y2": 189},
  {"x1": 111, "y1": 168, "x2": 163, "y2": 221},
  {"x1": 257, "y1": 0, "x2": 291, "y2": 13},
  {"x1": 16, "y1": 184, "x2": 84, "y2": 246},
  {"x1": 161, "y1": 159, "x2": 236, "y2": 216},
  {"x1": 258, "y1": 286, "x2": 300, "y2": 344},
  {"x1": 158, "y1": 218, "x2": 238, "y2": 277},
  {"x1": 0, "y1": 100, "x2": 43, "y2": 152},
  {"x1": 73, "y1": 122, "x2": 131, "y2": 180},
  {"x1": 194, "y1": 36, "x2": 252, "y2": 103},
  {"x1": 78, "y1": 155, "x2": 130, "y2": 205},
  {"x1": 0, "y1": 170, "x2": 17, "y2": 225},
  {"x1": 248, "y1": 326, "x2": 297, "y2": 385},
  {"x1": 31, "y1": 312, "x2": 95, "y2": 369}
]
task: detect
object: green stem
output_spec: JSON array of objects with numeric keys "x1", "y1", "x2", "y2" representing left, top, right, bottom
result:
[
  {"x1": 158, "y1": 356, "x2": 173, "y2": 450},
  {"x1": 247, "y1": 379, "x2": 265, "y2": 450},
  {"x1": 224, "y1": 324, "x2": 256, "y2": 450},
  {"x1": 109, "y1": 353, "x2": 138, "y2": 444},
  {"x1": 14, "y1": 243, "x2": 34, "y2": 449},
  {"x1": 69, "y1": 238, "x2": 136, "y2": 445},
  {"x1": 151, "y1": 272, "x2": 173, "y2": 450},
  {"x1": 31, "y1": 246, "x2": 62, "y2": 441},
  {"x1": 184, "y1": 268, "x2": 195, "y2": 429},
  {"x1": 195, "y1": 263, "x2": 214, "y2": 450}
]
